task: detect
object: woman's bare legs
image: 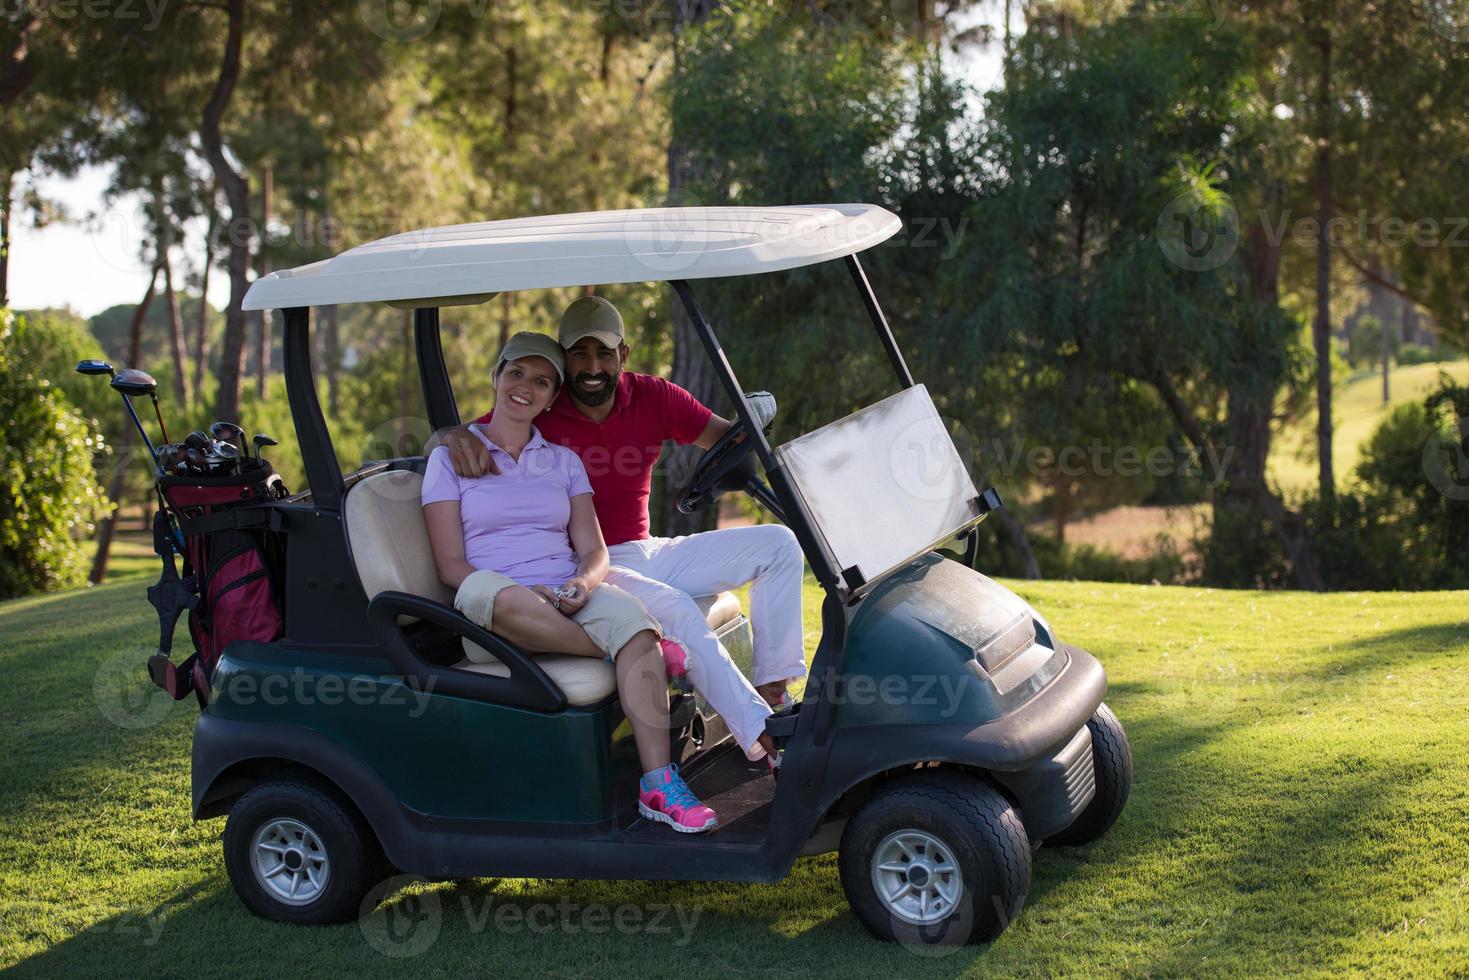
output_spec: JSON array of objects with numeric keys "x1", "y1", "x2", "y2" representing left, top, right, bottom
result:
[
  {"x1": 615, "y1": 630, "x2": 671, "y2": 773},
  {"x1": 483, "y1": 588, "x2": 671, "y2": 774},
  {"x1": 487, "y1": 585, "x2": 603, "y2": 656}
]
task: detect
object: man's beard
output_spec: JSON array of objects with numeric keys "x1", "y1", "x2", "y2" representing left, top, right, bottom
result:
[{"x1": 572, "y1": 371, "x2": 615, "y2": 406}]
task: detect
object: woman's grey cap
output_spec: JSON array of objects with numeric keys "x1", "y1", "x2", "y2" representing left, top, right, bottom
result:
[
  {"x1": 559, "y1": 295, "x2": 625, "y2": 349},
  {"x1": 495, "y1": 331, "x2": 565, "y2": 384}
]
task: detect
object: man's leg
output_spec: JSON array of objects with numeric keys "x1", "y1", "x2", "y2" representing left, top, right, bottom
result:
[
  {"x1": 603, "y1": 564, "x2": 772, "y2": 757},
  {"x1": 612, "y1": 525, "x2": 807, "y2": 691}
]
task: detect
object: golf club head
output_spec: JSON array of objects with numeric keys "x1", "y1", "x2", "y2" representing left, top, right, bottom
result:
[
  {"x1": 184, "y1": 430, "x2": 211, "y2": 451},
  {"x1": 110, "y1": 368, "x2": 158, "y2": 398},
  {"x1": 252, "y1": 434, "x2": 278, "y2": 456},
  {"x1": 210, "y1": 421, "x2": 244, "y2": 444},
  {"x1": 76, "y1": 359, "x2": 115, "y2": 377}
]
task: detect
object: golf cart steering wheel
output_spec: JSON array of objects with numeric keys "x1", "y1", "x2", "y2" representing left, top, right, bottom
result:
[{"x1": 675, "y1": 392, "x2": 777, "y2": 515}]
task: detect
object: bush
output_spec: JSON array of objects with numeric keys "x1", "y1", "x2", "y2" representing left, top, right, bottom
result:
[
  {"x1": 0, "y1": 311, "x2": 111, "y2": 597},
  {"x1": 1395, "y1": 344, "x2": 1454, "y2": 366},
  {"x1": 1300, "y1": 378, "x2": 1469, "y2": 590}
]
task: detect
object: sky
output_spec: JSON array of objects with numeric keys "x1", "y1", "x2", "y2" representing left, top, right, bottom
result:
[{"x1": 8, "y1": 12, "x2": 1005, "y2": 320}]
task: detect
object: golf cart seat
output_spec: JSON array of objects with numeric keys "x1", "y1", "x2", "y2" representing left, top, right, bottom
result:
[{"x1": 344, "y1": 469, "x2": 742, "y2": 707}]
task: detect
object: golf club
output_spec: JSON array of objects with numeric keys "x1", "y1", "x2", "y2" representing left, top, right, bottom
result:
[
  {"x1": 79, "y1": 362, "x2": 160, "y2": 462},
  {"x1": 76, "y1": 359, "x2": 115, "y2": 377},
  {"x1": 252, "y1": 434, "x2": 278, "y2": 463},
  {"x1": 211, "y1": 421, "x2": 245, "y2": 458}
]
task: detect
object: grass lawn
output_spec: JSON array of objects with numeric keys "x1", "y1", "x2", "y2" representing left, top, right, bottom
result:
[
  {"x1": 1269, "y1": 358, "x2": 1469, "y2": 495},
  {"x1": 2, "y1": 574, "x2": 1467, "y2": 976}
]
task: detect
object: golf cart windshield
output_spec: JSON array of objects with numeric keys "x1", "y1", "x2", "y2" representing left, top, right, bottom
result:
[{"x1": 775, "y1": 385, "x2": 980, "y2": 590}]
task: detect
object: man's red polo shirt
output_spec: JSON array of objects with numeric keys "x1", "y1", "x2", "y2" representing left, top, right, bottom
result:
[{"x1": 477, "y1": 372, "x2": 712, "y2": 545}]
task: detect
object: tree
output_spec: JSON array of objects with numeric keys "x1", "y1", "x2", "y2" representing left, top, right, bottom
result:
[
  {"x1": 949, "y1": 13, "x2": 1323, "y2": 587},
  {"x1": 0, "y1": 310, "x2": 110, "y2": 597}
]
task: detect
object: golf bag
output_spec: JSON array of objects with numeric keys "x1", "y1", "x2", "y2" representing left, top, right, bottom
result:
[{"x1": 146, "y1": 460, "x2": 288, "y2": 706}]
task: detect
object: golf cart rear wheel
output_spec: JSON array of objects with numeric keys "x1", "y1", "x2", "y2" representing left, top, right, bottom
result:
[
  {"x1": 1046, "y1": 702, "x2": 1133, "y2": 847},
  {"x1": 839, "y1": 772, "x2": 1031, "y2": 946},
  {"x1": 223, "y1": 777, "x2": 381, "y2": 924}
]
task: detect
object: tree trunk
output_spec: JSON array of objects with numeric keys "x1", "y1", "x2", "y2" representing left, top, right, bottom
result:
[
  {"x1": 1, "y1": 11, "x2": 40, "y2": 307},
  {"x1": 156, "y1": 194, "x2": 190, "y2": 406},
  {"x1": 661, "y1": 0, "x2": 723, "y2": 538},
  {"x1": 398, "y1": 308, "x2": 413, "y2": 452},
  {"x1": 255, "y1": 162, "x2": 272, "y2": 400},
  {"x1": 1197, "y1": 196, "x2": 1324, "y2": 590},
  {"x1": 499, "y1": 291, "x2": 512, "y2": 351},
  {"x1": 202, "y1": 0, "x2": 250, "y2": 425},
  {"x1": 1312, "y1": 2, "x2": 1335, "y2": 500},
  {"x1": 994, "y1": 507, "x2": 1040, "y2": 579},
  {"x1": 1381, "y1": 310, "x2": 1391, "y2": 404},
  {"x1": 193, "y1": 204, "x2": 216, "y2": 397},
  {"x1": 0, "y1": 169, "x2": 11, "y2": 308},
  {"x1": 324, "y1": 304, "x2": 341, "y2": 415},
  {"x1": 1401, "y1": 297, "x2": 1420, "y2": 346},
  {"x1": 90, "y1": 264, "x2": 160, "y2": 584}
]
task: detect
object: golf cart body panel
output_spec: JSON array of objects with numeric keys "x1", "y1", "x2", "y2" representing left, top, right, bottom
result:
[{"x1": 241, "y1": 204, "x2": 902, "y2": 311}]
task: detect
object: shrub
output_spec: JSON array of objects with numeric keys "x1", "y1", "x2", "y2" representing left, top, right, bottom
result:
[
  {"x1": 0, "y1": 311, "x2": 111, "y2": 597},
  {"x1": 1301, "y1": 378, "x2": 1469, "y2": 590},
  {"x1": 1395, "y1": 344, "x2": 1454, "y2": 366}
]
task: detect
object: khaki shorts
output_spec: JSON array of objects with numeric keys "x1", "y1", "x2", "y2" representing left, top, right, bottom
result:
[{"x1": 454, "y1": 569, "x2": 660, "y2": 662}]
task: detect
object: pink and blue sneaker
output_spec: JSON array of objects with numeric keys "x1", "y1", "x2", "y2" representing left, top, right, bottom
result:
[
  {"x1": 659, "y1": 637, "x2": 689, "y2": 679},
  {"x1": 639, "y1": 764, "x2": 718, "y2": 833}
]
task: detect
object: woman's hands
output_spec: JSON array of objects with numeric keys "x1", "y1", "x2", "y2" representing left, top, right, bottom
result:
[{"x1": 531, "y1": 577, "x2": 592, "y2": 615}]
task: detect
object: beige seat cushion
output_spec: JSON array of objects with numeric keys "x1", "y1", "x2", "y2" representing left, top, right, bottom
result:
[
  {"x1": 344, "y1": 470, "x2": 454, "y2": 606},
  {"x1": 345, "y1": 471, "x2": 746, "y2": 708},
  {"x1": 456, "y1": 650, "x2": 618, "y2": 705}
]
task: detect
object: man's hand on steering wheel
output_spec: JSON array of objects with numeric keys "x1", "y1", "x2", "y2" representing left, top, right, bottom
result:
[{"x1": 676, "y1": 392, "x2": 776, "y2": 514}]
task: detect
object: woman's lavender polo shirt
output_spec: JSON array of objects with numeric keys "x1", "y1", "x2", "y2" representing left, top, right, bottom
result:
[{"x1": 421, "y1": 424, "x2": 593, "y2": 588}]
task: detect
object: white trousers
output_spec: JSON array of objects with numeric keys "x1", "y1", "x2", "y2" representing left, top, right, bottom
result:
[{"x1": 606, "y1": 524, "x2": 807, "y2": 755}]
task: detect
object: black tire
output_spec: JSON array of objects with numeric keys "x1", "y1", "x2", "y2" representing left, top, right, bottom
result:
[
  {"x1": 1046, "y1": 702, "x2": 1132, "y2": 847},
  {"x1": 223, "y1": 777, "x2": 383, "y2": 924},
  {"x1": 839, "y1": 771, "x2": 1031, "y2": 946}
]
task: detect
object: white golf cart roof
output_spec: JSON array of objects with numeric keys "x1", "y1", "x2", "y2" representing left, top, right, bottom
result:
[{"x1": 242, "y1": 204, "x2": 901, "y2": 311}]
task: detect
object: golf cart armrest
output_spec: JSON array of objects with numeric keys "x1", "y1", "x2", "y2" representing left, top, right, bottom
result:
[{"x1": 366, "y1": 591, "x2": 567, "y2": 713}]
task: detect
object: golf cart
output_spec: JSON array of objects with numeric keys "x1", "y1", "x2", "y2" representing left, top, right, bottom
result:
[{"x1": 170, "y1": 204, "x2": 1130, "y2": 946}]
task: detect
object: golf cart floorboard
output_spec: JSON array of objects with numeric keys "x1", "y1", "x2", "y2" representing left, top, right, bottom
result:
[{"x1": 622, "y1": 743, "x2": 774, "y2": 844}]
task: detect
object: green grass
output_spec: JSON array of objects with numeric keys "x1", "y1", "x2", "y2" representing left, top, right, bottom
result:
[
  {"x1": 3, "y1": 576, "x2": 1468, "y2": 976},
  {"x1": 1269, "y1": 358, "x2": 1469, "y2": 494}
]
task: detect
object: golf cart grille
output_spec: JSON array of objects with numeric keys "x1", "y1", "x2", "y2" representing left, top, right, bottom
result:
[{"x1": 1062, "y1": 735, "x2": 1098, "y2": 812}]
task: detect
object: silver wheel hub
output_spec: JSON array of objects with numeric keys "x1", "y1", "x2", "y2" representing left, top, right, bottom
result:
[
  {"x1": 871, "y1": 829, "x2": 964, "y2": 926},
  {"x1": 251, "y1": 817, "x2": 330, "y2": 906}
]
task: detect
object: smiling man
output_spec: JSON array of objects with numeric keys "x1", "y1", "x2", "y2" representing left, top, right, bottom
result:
[{"x1": 429, "y1": 296, "x2": 805, "y2": 763}]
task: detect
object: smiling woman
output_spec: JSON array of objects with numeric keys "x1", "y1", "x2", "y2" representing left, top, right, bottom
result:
[{"x1": 419, "y1": 330, "x2": 721, "y2": 836}]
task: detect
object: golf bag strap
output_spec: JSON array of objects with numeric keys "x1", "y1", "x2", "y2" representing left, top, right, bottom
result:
[{"x1": 176, "y1": 506, "x2": 283, "y2": 536}]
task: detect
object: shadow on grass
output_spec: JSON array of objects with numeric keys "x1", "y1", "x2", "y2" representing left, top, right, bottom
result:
[{"x1": 7, "y1": 866, "x2": 1039, "y2": 978}]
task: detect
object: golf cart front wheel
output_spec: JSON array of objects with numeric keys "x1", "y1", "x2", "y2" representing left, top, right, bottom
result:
[
  {"x1": 223, "y1": 777, "x2": 381, "y2": 924},
  {"x1": 1046, "y1": 702, "x2": 1133, "y2": 847},
  {"x1": 839, "y1": 772, "x2": 1031, "y2": 946}
]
